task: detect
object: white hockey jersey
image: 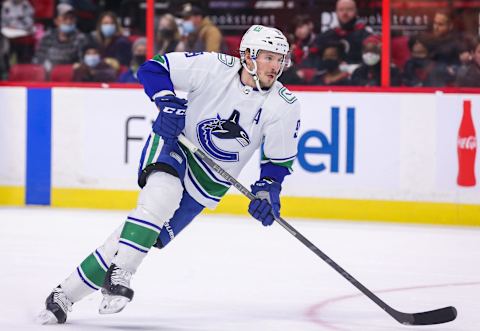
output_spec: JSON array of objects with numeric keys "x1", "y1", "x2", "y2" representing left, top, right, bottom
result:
[{"x1": 151, "y1": 52, "x2": 301, "y2": 209}]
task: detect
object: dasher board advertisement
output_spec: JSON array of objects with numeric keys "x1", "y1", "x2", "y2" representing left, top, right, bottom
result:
[
  {"x1": 436, "y1": 94, "x2": 480, "y2": 197},
  {"x1": 52, "y1": 88, "x2": 154, "y2": 190},
  {"x1": 51, "y1": 89, "x2": 401, "y2": 199},
  {"x1": 266, "y1": 92, "x2": 401, "y2": 198},
  {"x1": 0, "y1": 87, "x2": 26, "y2": 187}
]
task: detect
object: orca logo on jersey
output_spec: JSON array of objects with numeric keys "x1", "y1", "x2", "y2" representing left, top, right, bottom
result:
[{"x1": 196, "y1": 110, "x2": 250, "y2": 162}]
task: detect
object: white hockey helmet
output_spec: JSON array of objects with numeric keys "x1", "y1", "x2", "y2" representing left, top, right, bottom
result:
[
  {"x1": 239, "y1": 25, "x2": 290, "y2": 59},
  {"x1": 239, "y1": 25, "x2": 291, "y2": 92}
]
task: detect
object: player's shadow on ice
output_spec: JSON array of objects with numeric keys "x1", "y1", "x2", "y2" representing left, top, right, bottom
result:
[{"x1": 70, "y1": 318, "x2": 211, "y2": 331}]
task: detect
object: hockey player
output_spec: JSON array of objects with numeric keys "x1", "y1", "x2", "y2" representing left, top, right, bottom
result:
[{"x1": 38, "y1": 24, "x2": 301, "y2": 324}]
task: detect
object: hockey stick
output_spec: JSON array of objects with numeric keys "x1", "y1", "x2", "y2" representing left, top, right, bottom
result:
[{"x1": 178, "y1": 134, "x2": 457, "y2": 326}]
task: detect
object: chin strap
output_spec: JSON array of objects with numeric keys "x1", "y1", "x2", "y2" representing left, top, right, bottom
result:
[
  {"x1": 241, "y1": 52, "x2": 288, "y2": 94},
  {"x1": 241, "y1": 58, "x2": 269, "y2": 94}
]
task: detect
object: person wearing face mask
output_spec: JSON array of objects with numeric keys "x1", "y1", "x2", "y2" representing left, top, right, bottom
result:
[
  {"x1": 155, "y1": 13, "x2": 183, "y2": 55},
  {"x1": 118, "y1": 38, "x2": 147, "y2": 83},
  {"x1": 402, "y1": 36, "x2": 435, "y2": 87},
  {"x1": 351, "y1": 35, "x2": 400, "y2": 86},
  {"x1": 315, "y1": 0, "x2": 373, "y2": 66},
  {"x1": 313, "y1": 42, "x2": 350, "y2": 86},
  {"x1": 34, "y1": 4, "x2": 88, "y2": 67},
  {"x1": 176, "y1": 2, "x2": 224, "y2": 53},
  {"x1": 90, "y1": 11, "x2": 132, "y2": 66},
  {"x1": 73, "y1": 44, "x2": 117, "y2": 82},
  {"x1": 455, "y1": 41, "x2": 480, "y2": 87}
]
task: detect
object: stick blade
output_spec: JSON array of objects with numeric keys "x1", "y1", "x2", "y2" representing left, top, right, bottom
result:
[{"x1": 409, "y1": 306, "x2": 457, "y2": 325}]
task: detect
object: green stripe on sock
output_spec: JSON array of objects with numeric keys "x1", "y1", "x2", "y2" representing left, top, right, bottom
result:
[
  {"x1": 79, "y1": 253, "x2": 107, "y2": 287},
  {"x1": 147, "y1": 134, "x2": 160, "y2": 165},
  {"x1": 120, "y1": 221, "x2": 160, "y2": 249}
]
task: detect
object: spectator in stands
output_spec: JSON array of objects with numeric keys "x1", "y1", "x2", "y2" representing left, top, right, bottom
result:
[
  {"x1": 421, "y1": 10, "x2": 462, "y2": 86},
  {"x1": 73, "y1": 43, "x2": 117, "y2": 82},
  {"x1": 278, "y1": 64, "x2": 305, "y2": 85},
  {"x1": 69, "y1": 0, "x2": 100, "y2": 33},
  {"x1": 155, "y1": 13, "x2": 182, "y2": 54},
  {"x1": 177, "y1": 2, "x2": 223, "y2": 53},
  {"x1": 1, "y1": 0, "x2": 34, "y2": 35},
  {"x1": 118, "y1": 37, "x2": 146, "y2": 83},
  {"x1": 458, "y1": 45, "x2": 473, "y2": 68},
  {"x1": 428, "y1": 10, "x2": 461, "y2": 66},
  {"x1": 402, "y1": 36, "x2": 434, "y2": 87},
  {"x1": 391, "y1": 30, "x2": 410, "y2": 70},
  {"x1": 289, "y1": 15, "x2": 319, "y2": 68},
  {"x1": 90, "y1": 11, "x2": 132, "y2": 66},
  {"x1": 34, "y1": 4, "x2": 88, "y2": 67},
  {"x1": 316, "y1": 0, "x2": 372, "y2": 67},
  {"x1": 313, "y1": 42, "x2": 350, "y2": 86},
  {"x1": 0, "y1": 33, "x2": 9, "y2": 80},
  {"x1": 351, "y1": 35, "x2": 400, "y2": 86},
  {"x1": 1, "y1": 0, "x2": 35, "y2": 63},
  {"x1": 455, "y1": 41, "x2": 480, "y2": 87},
  {"x1": 117, "y1": 0, "x2": 145, "y2": 36},
  {"x1": 456, "y1": 35, "x2": 476, "y2": 70}
]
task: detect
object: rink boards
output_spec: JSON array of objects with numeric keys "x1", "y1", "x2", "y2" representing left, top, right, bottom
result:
[{"x1": 0, "y1": 86, "x2": 479, "y2": 225}]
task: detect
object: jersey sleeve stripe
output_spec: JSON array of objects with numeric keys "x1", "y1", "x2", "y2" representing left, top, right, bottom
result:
[
  {"x1": 164, "y1": 53, "x2": 170, "y2": 71},
  {"x1": 264, "y1": 155, "x2": 297, "y2": 162}
]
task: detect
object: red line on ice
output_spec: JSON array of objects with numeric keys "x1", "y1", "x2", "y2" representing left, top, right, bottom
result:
[{"x1": 305, "y1": 281, "x2": 480, "y2": 330}]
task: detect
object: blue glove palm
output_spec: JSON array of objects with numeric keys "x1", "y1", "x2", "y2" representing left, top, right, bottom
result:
[
  {"x1": 153, "y1": 95, "x2": 188, "y2": 143},
  {"x1": 248, "y1": 179, "x2": 281, "y2": 226}
]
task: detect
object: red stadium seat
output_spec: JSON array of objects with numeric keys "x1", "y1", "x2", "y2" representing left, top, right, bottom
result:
[
  {"x1": 29, "y1": 0, "x2": 55, "y2": 20},
  {"x1": 8, "y1": 64, "x2": 46, "y2": 82},
  {"x1": 50, "y1": 65, "x2": 74, "y2": 82}
]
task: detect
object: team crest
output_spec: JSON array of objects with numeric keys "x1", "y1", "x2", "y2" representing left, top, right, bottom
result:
[{"x1": 196, "y1": 110, "x2": 250, "y2": 162}]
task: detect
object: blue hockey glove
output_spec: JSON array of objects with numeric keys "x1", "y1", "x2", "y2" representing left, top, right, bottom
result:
[
  {"x1": 248, "y1": 178, "x2": 281, "y2": 226},
  {"x1": 152, "y1": 95, "x2": 188, "y2": 142}
]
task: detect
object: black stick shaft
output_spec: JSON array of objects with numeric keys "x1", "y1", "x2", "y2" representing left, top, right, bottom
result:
[
  {"x1": 179, "y1": 136, "x2": 392, "y2": 310},
  {"x1": 178, "y1": 135, "x2": 456, "y2": 326}
]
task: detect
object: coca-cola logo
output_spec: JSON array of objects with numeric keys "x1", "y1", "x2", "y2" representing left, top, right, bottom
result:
[{"x1": 457, "y1": 136, "x2": 477, "y2": 150}]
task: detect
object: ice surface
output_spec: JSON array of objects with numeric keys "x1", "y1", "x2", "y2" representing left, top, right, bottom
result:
[{"x1": 1, "y1": 207, "x2": 479, "y2": 331}]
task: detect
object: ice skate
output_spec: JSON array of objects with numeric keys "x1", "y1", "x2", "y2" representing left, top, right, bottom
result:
[
  {"x1": 37, "y1": 286, "x2": 72, "y2": 324},
  {"x1": 99, "y1": 264, "x2": 134, "y2": 314}
]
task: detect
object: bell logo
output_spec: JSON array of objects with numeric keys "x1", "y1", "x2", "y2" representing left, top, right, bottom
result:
[{"x1": 297, "y1": 107, "x2": 355, "y2": 173}]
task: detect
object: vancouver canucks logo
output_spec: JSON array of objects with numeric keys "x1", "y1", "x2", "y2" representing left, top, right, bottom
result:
[{"x1": 196, "y1": 110, "x2": 250, "y2": 162}]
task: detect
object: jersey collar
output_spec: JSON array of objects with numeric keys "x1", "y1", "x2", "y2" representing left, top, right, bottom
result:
[{"x1": 238, "y1": 70, "x2": 271, "y2": 94}]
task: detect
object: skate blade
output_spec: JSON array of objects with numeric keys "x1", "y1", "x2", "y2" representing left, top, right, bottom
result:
[
  {"x1": 99, "y1": 295, "x2": 131, "y2": 314},
  {"x1": 36, "y1": 309, "x2": 58, "y2": 324}
]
